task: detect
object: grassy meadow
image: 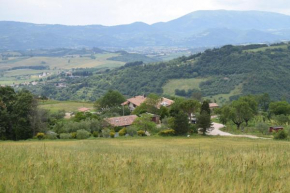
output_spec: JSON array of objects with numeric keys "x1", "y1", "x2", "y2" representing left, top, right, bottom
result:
[
  {"x1": 163, "y1": 78, "x2": 208, "y2": 96},
  {"x1": 1, "y1": 137, "x2": 290, "y2": 192},
  {"x1": 39, "y1": 100, "x2": 95, "y2": 112},
  {"x1": 206, "y1": 83, "x2": 243, "y2": 105}
]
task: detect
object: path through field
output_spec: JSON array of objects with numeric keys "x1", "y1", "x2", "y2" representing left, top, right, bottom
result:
[{"x1": 208, "y1": 122, "x2": 269, "y2": 139}]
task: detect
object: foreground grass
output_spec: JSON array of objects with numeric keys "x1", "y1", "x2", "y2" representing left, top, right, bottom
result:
[{"x1": 1, "y1": 137, "x2": 290, "y2": 192}]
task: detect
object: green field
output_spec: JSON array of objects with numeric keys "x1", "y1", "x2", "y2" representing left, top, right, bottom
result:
[
  {"x1": 206, "y1": 83, "x2": 243, "y2": 105},
  {"x1": 244, "y1": 44, "x2": 288, "y2": 52},
  {"x1": 0, "y1": 137, "x2": 290, "y2": 192},
  {"x1": 163, "y1": 78, "x2": 208, "y2": 96},
  {"x1": 0, "y1": 53, "x2": 124, "y2": 70},
  {"x1": 39, "y1": 100, "x2": 94, "y2": 112}
]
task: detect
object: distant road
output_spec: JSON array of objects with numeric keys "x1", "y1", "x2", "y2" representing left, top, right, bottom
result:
[{"x1": 208, "y1": 122, "x2": 270, "y2": 139}]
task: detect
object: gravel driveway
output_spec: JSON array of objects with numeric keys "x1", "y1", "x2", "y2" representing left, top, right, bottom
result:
[{"x1": 208, "y1": 122, "x2": 268, "y2": 139}]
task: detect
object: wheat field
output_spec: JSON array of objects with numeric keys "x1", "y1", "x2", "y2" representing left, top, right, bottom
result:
[{"x1": 0, "y1": 137, "x2": 290, "y2": 193}]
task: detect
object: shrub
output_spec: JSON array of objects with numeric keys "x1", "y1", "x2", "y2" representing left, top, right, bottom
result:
[
  {"x1": 119, "y1": 128, "x2": 127, "y2": 136},
  {"x1": 126, "y1": 126, "x2": 137, "y2": 137},
  {"x1": 46, "y1": 131, "x2": 58, "y2": 140},
  {"x1": 93, "y1": 131, "x2": 99, "y2": 137},
  {"x1": 256, "y1": 122, "x2": 269, "y2": 135},
  {"x1": 110, "y1": 131, "x2": 116, "y2": 138},
  {"x1": 274, "y1": 130, "x2": 288, "y2": 140},
  {"x1": 102, "y1": 128, "x2": 111, "y2": 138},
  {"x1": 71, "y1": 132, "x2": 77, "y2": 139},
  {"x1": 137, "y1": 130, "x2": 146, "y2": 136},
  {"x1": 113, "y1": 127, "x2": 123, "y2": 132},
  {"x1": 189, "y1": 124, "x2": 198, "y2": 134},
  {"x1": 159, "y1": 129, "x2": 175, "y2": 136},
  {"x1": 76, "y1": 129, "x2": 91, "y2": 139},
  {"x1": 36, "y1": 133, "x2": 45, "y2": 140},
  {"x1": 60, "y1": 133, "x2": 71, "y2": 139}
]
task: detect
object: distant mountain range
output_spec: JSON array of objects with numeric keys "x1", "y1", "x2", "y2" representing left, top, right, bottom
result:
[{"x1": 2, "y1": 10, "x2": 290, "y2": 50}]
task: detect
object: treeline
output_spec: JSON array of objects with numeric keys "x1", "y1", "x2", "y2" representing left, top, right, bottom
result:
[
  {"x1": 9, "y1": 66, "x2": 49, "y2": 70},
  {"x1": 72, "y1": 71, "x2": 93, "y2": 76},
  {"x1": 0, "y1": 87, "x2": 46, "y2": 140}
]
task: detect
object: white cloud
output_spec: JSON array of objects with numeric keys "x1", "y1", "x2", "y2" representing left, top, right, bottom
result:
[{"x1": 0, "y1": 0, "x2": 289, "y2": 25}]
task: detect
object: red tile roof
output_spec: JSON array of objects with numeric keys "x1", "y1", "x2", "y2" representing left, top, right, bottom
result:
[
  {"x1": 160, "y1": 97, "x2": 174, "y2": 107},
  {"x1": 106, "y1": 115, "x2": 138, "y2": 127},
  {"x1": 121, "y1": 96, "x2": 146, "y2": 107},
  {"x1": 122, "y1": 95, "x2": 174, "y2": 108},
  {"x1": 209, "y1": 103, "x2": 219, "y2": 108}
]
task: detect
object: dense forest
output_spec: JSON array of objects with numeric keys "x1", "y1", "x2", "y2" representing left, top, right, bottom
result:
[{"x1": 23, "y1": 43, "x2": 290, "y2": 102}]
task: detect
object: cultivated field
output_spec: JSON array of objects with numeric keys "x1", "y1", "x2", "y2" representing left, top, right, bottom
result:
[
  {"x1": 39, "y1": 100, "x2": 95, "y2": 112},
  {"x1": 0, "y1": 53, "x2": 125, "y2": 85},
  {"x1": 163, "y1": 78, "x2": 208, "y2": 96},
  {"x1": 1, "y1": 137, "x2": 290, "y2": 192}
]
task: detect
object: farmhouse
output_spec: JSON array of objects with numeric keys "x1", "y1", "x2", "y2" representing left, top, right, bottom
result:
[
  {"x1": 121, "y1": 95, "x2": 146, "y2": 111},
  {"x1": 121, "y1": 95, "x2": 174, "y2": 111},
  {"x1": 106, "y1": 115, "x2": 138, "y2": 127}
]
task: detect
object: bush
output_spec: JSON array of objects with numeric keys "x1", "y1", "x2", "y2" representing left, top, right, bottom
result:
[
  {"x1": 113, "y1": 127, "x2": 123, "y2": 132},
  {"x1": 159, "y1": 129, "x2": 175, "y2": 136},
  {"x1": 119, "y1": 128, "x2": 127, "y2": 136},
  {"x1": 126, "y1": 126, "x2": 137, "y2": 137},
  {"x1": 46, "y1": 131, "x2": 58, "y2": 140},
  {"x1": 256, "y1": 122, "x2": 269, "y2": 135},
  {"x1": 137, "y1": 130, "x2": 146, "y2": 136},
  {"x1": 93, "y1": 131, "x2": 99, "y2": 137},
  {"x1": 274, "y1": 130, "x2": 288, "y2": 140},
  {"x1": 60, "y1": 133, "x2": 71, "y2": 139},
  {"x1": 76, "y1": 129, "x2": 91, "y2": 139},
  {"x1": 71, "y1": 132, "x2": 77, "y2": 139},
  {"x1": 189, "y1": 124, "x2": 198, "y2": 134},
  {"x1": 110, "y1": 131, "x2": 115, "y2": 138},
  {"x1": 36, "y1": 133, "x2": 45, "y2": 140},
  {"x1": 102, "y1": 128, "x2": 111, "y2": 138}
]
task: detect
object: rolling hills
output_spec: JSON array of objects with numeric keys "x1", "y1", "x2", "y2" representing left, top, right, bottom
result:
[
  {"x1": 22, "y1": 43, "x2": 290, "y2": 103},
  {"x1": 2, "y1": 10, "x2": 290, "y2": 49}
]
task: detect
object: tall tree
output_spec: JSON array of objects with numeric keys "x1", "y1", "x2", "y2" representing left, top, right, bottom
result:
[
  {"x1": 257, "y1": 93, "x2": 271, "y2": 112},
  {"x1": 95, "y1": 90, "x2": 125, "y2": 110},
  {"x1": 172, "y1": 111, "x2": 189, "y2": 135},
  {"x1": 197, "y1": 111, "x2": 211, "y2": 135},
  {"x1": 269, "y1": 101, "x2": 290, "y2": 116},
  {"x1": 180, "y1": 99, "x2": 200, "y2": 120},
  {"x1": 229, "y1": 100, "x2": 253, "y2": 129},
  {"x1": 200, "y1": 101, "x2": 211, "y2": 115}
]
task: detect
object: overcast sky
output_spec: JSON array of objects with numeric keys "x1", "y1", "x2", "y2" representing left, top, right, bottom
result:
[{"x1": 1, "y1": 0, "x2": 290, "y2": 26}]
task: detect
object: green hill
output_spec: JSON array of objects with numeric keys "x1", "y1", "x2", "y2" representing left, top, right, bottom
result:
[{"x1": 22, "y1": 43, "x2": 290, "y2": 103}]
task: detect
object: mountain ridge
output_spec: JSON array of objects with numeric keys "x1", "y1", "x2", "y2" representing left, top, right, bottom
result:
[{"x1": 2, "y1": 10, "x2": 290, "y2": 49}]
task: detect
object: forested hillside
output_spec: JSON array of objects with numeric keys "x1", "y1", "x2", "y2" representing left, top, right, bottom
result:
[{"x1": 24, "y1": 43, "x2": 290, "y2": 102}]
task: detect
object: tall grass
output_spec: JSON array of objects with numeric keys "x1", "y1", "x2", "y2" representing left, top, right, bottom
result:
[{"x1": 0, "y1": 137, "x2": 290, "y2": 192}]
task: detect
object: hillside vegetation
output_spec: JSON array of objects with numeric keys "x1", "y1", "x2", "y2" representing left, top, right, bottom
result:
[{"x1": 25, "y1": 43, "x2": 290, "y2": 102}]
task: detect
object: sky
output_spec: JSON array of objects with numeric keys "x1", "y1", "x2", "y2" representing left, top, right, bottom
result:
[{"x1": 1, "y1": 0, "x2": 290, "y2": 26}]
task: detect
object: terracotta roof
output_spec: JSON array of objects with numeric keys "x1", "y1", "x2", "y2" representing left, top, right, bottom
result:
[
  {"x1": 160, "y1": 97, "x2": 174, "y2": 107},
  {"x1": 121, "y1": 96, "x2": 146, "y2": 106},
  {"x1": 122, "y1": 96, "x2": 174, "y2": 108},
  {"x1": 78, "y1": 107, "x2": 90, "y2": 112},
  {"x1": 106, "y1": 115, "x2": 138, "y2": 127},
  {"x1": 209, "y1": 103, "x2": 219, "y2": 108}
]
